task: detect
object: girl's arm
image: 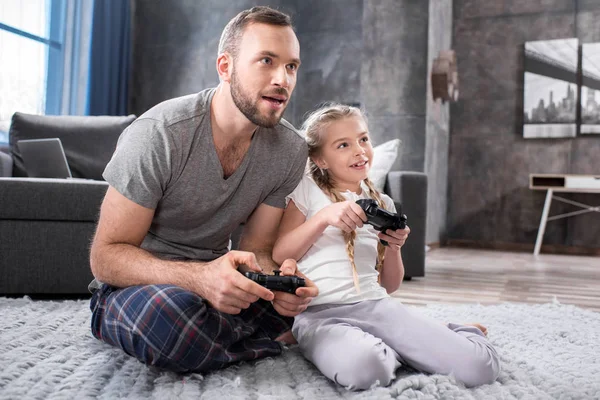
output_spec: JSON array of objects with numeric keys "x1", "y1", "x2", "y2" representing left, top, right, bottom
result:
[
  {"x1": 273, "y1": 200, "x2": 328, "y2": 265},
  {"x1": 273, "y1": 200, "x2": 366, "y2": 264},
  {"x1": 377, "y1": 226, "x2": 411, "y2": 293},
  {"x1": 379, "y1": 247, "x2": 405, "y2": 293}
]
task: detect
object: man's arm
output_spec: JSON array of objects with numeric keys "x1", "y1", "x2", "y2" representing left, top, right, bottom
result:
[
  {"x1": 238, "y1": 202, "x2": 318, "y2": 316},
  {"x1": 90, "y1": 186, "x2": 195, "y2": 288},
  {"x1": 238, "y1": 203, "x2": 285, "y2": 274},
  {"x1": 90, "y1": 186, "x2": 275, "y2": 314}
]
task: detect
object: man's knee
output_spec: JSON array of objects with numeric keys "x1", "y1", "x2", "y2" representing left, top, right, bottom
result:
[
  {"x1": 98, "y1": 285, "x2": 215, "y2": 372},
  {"x1": 333, "y1": 344, "x2": 397, "y2": 390},
  {"x1": 105, "y1": 285, "x2": 206, "y2": 323}
]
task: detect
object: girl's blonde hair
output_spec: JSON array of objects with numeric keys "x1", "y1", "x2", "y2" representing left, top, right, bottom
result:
[{"x1": 302, "y1": 103, "x2": 387, "y2": 293}]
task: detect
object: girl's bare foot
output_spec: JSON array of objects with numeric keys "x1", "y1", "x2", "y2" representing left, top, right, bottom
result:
[
  {"x1": 275, "y1": 329, "x2": 298, "y2": 345},
  {"x1": 465, "y1": 323, "x2": 488, "y2": 336}
]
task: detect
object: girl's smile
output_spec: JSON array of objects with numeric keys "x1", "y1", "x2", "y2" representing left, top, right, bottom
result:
[{"x1": 349, "y1": 159, "x2": 369, "y2": 169}]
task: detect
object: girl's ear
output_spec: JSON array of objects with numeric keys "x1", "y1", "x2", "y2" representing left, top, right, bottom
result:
[{"x1": 312, "y1": 156, "x2": 328, "y2": 170}]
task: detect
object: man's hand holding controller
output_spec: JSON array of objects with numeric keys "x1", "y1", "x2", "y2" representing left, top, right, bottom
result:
[
  {"x1": 193, "y1": 250, "x2": 317, "y2": 317},
  {"x1": 256, "y1": 259, "x2": 318, "y2": 317},
  {"x1": 193, "y1": 251, "x2": 276, "y2": 315}
]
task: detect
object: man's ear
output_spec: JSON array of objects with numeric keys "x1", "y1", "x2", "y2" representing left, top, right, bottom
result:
[{"x1": 216, "y1": 53, "x2": 232, "y2": 83}]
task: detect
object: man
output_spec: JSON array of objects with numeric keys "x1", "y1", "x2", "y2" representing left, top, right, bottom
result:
[{"x1": 89, "y1": 6, "x2": 318, "y2": 373}]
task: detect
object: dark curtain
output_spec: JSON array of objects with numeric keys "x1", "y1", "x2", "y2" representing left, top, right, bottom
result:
[{"x1": 86, "y1": 0, "x2": 131, "y2": 116}]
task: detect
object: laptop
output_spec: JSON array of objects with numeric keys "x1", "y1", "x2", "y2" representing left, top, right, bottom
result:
[{"x1": 17, "y1": 138, "x2": 73, "y2": 178}]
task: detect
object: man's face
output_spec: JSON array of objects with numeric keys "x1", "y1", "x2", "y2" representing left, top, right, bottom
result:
[{"x1": 229, "y1": 23, "x2": 300, "y2": 128}]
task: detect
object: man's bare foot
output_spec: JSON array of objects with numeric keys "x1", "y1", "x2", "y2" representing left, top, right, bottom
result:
[
  {"x1": 275, "y1": 329, "x2": 298, "y2": 345},
  {"x1": 465, "y1": 323, "x2": 488, "y2": 336}
]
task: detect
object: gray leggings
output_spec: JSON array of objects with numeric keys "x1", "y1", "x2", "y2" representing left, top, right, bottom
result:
[{"x1": 292, "y1": 297, "x2": 501, "y2": 390}]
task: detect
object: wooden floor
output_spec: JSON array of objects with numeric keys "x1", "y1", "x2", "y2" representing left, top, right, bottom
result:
[{"x1": 391, "y1": 247, "x2": 600, "y2": 312}]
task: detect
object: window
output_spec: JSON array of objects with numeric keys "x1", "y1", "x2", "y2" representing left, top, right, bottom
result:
[{"x1": 0, "y1": 0, "x2": 65, "y2": 144}]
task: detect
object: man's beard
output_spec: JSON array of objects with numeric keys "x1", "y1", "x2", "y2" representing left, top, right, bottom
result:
[{"x1": 230, "y1": 69, "x2": 285, "y2": 128}]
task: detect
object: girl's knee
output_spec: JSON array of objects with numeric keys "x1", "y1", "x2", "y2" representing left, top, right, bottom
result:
[
  {"x1": 334, "y1": 345, "x2": 397, "y2": 390},
  {"x1": 455, "y1": 350, "x2": 501, "y2": 387}
]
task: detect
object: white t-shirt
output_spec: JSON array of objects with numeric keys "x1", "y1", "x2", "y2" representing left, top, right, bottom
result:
[{"x1": 286, "y1": 174, "x2": 396, "y2": 306}]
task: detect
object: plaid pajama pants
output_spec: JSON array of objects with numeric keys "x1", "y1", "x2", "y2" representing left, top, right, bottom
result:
[{"x1": 90, "y1": 284, "x2": 293, "y2": 373}]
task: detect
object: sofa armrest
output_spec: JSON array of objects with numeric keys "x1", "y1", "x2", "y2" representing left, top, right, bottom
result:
[
  {"x1": 0, "y1": 178, "x2": 109, "y2": 221},
  {"x1": 0, "y1": 150, "x2": 12, "y2": 177},
  {"x1": 385, "y1": 171, "x2": 427, "y2": 278}
]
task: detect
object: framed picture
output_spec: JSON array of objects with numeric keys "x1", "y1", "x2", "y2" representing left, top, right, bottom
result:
[
  {"x1": 523, "y1": 38, "x2": 578, "y2": 139},
  {"x1": 580, "y1": 42, "x2": 600, "y2": 135}
]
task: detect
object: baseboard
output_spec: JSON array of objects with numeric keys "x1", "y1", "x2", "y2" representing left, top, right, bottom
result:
[
  {"x1": 446, "y1": 239, "x2": 600, "y2": 256},
  {"x1": 426, "y1": 242, "x2": 441, "y2": 250}
]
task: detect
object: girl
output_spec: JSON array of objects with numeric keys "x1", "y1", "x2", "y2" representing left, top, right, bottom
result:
[{"x1": 273, "y1": 104, "x2": 500, "y2": 390}]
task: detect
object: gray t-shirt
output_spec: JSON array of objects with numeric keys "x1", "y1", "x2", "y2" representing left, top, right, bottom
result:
[{"x1": 103, "y1": 88, "x2": 308, "y2": 261}]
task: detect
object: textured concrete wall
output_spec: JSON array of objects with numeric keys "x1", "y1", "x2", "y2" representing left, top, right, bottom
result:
[
  {"x1": 449, "y1": 0, "x2": 600, "y2": 248},
  {"x1": 289, "y1": 0, "x2": 363, "y2": 127},
  {"x1": 361, "y1": 0, "x2": 429, "y2": 172},
  {"x1": 425, "y1": 0, "x2": 452, "y2": 244}
]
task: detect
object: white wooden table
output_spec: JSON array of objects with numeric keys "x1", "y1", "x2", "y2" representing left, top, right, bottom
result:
[{"x1": 530, "y1": 174, "x2": 600, "y2": 256}]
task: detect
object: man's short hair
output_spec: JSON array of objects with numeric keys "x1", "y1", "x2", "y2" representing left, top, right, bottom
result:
[{"x1": 218, "y1": 6, "x2": 293, "y2": 59}]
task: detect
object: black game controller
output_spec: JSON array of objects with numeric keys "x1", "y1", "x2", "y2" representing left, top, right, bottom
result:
[
  {"x1": 244, "y1": 270, "x2": 306, "y2": 294},
  {"x1": 356, "y1": 199, "x2": 408, "y2": 246}
]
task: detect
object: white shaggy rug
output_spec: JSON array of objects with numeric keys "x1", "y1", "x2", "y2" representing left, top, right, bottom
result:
[{"x1": 0, "y1": 297, "x2": 598, "y2": 400}]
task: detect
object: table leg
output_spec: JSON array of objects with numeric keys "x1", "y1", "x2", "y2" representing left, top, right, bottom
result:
[{"x1": 534, "y1": 189, "x2": 553, "y2": 256}]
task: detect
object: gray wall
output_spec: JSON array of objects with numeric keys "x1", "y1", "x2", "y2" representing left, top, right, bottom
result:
[
  {"x1": 289, "y1": 0, "x2": 363, "y2": 127},
  {"x1": 449, "y1": 0, "x2": 600, "y2": 249},
  {"x1": 361, "y1": 0, "x2": 429, "y2": 172},
  {"x1": 425, "y1": 0, "x2": 452, "y2": 244}
]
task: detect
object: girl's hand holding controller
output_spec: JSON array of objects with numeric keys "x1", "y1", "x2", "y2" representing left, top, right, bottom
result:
[
  {"x1": 315, "y1": 201, "x2": 367, "y2": 233},
  {"x1": 378, "y1": 226, "x2": 411, "y2": 251},
  {"x1": 271, "y1": 259, "x2": 319, "y2": 317}
]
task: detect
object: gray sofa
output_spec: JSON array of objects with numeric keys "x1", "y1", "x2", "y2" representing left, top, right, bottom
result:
[
  {"x1": 0, "y1": 113, "x2": 426, "y2": 295},
  {"x1": 0, "y1": 113, "x2": 135, "y2": 295}
]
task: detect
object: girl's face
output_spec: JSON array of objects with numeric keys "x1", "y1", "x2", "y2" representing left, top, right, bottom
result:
[{"x1": 313, "y1": 116, "x2": 374, "y2": 192}]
